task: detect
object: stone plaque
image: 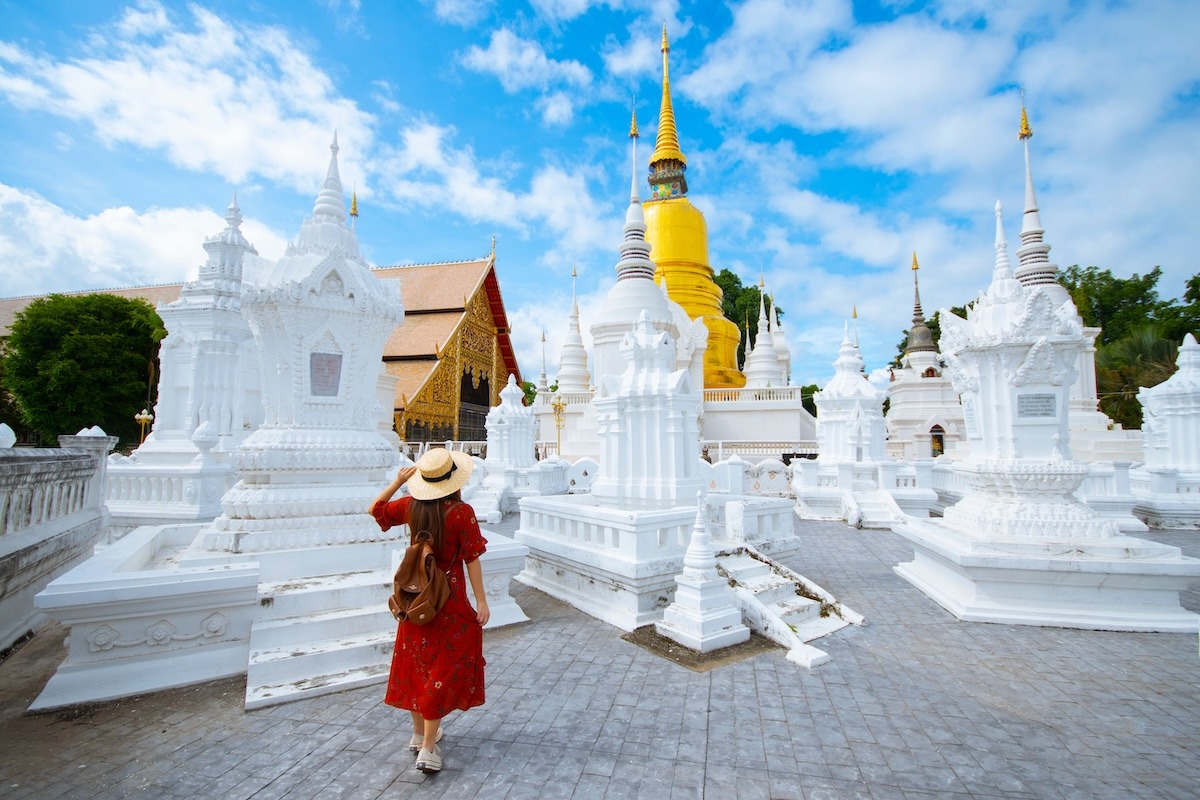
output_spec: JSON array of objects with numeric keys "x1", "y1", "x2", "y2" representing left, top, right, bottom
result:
[
  {"x1": 1016, "y1": 392, "x2": 1056, "y2": 419},
  {"x1": 310, "y1": 352, "x2": 342, "y2": 397},
  {"x1": 962, "y1": 398, "x2": 980, "y2": 438}
]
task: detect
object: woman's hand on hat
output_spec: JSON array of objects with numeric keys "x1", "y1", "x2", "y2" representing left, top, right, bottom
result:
[{"x1": 395, "y1": 466, "x2": 417, "y2": 486}]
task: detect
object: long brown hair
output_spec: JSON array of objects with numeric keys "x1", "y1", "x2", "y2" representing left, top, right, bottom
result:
[{"x1": 408, "y1": 490, "x2": 461, "y2": 552}]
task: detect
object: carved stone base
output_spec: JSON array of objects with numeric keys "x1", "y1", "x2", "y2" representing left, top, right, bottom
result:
[{"x1": 893, "y1": 517, "x2": 1200, "y2": 632}]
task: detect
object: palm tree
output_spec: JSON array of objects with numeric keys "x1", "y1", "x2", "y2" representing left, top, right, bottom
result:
[{"x1": 1095, "y1": 327, "x2": 1178, "y2": 429}]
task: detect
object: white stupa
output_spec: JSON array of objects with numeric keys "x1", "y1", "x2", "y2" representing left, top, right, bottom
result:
[
  {"x1": 885, "y1": 252, "x2": 965, "y2": 459},
  {"x1": 105, "y1": 196, "x2": 263, "y2": 534},
  {"x1": 1133, "y1": 333, "x2": 1200, "y2": 528},
  {"x1": 892, "y1": 199, "x2": 1200, "y2": 631}
]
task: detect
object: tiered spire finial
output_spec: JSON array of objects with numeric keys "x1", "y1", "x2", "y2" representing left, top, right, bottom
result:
[
  {"x1": 1013, "y1": 94, "x2": 1058, "y2": 287},
  {"x1": 312, "y1": 131, "x2": 347, "y2": 222},
  {"x1": 905, "y1": 251, "x2": 936, "y2": 354},
  {"x1": 614, "y1": 109, "x2": 656, "y2": 282},
  {"x1": 648, "y1": 25, "x2": 688, "y2": 199}
]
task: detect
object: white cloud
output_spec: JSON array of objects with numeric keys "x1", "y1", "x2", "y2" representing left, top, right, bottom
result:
[
  {"x1": 427, "y1": 0, "x2": 493, "y2": 27},
  {"x1": 0, "y1": 4, "x2": 376, "y2": 195},
  {"x1": 461, "y1": 28, "x2": 592, "y2": 93},
  {"x1": 0, "y1": 184, "x2": 287, "y2": 299},
  {"x1": 537, "y1": 92, "x2": 575, "y2": 126},
  {"x1": 602, "y1": 32, "x2": 659, "y2": 78},
  {"x1": 379, "y1": 121, "x2": 614, "y2": 255}
]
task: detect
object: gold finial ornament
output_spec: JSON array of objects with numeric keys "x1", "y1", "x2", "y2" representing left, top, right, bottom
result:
[
  {"x1": 350, "y1": 190, "x2": 358, "y2": 218},
  {"x1": 912, "y1": 251, "x2": 919, "y2": 271},
  {"x1": 1019, "y1": 89, "x2": 1033, "y2": 140},
  {"x1": 853, "y1": 305, "x2": 858, "y2": 319},
  {"x1": 490, "y1": 234, "x2": 496, "y2": 258},
  {"x1": 650, "y1": 25, "x2": 686, "y2": 168},
  {"x1": 630, "y1": 108, "x2": 639, "y2": 139}
]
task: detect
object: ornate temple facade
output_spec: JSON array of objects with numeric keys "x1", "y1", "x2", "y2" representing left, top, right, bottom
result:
[{"x1": 374, "y1": 253, "x2": 520, "y2": 443}]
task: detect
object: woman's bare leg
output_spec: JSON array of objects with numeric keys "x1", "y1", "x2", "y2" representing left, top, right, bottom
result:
[
  {"x1": 422, "y1": 717, "x2": 441, "y2": 751},
  {"x1": 410, "y1": 710, "x2": 424, "y2": 735}
]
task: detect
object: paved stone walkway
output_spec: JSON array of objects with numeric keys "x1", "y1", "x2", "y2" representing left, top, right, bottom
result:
[{"x1": 1, "y1": 517, "x2": 1197, "y2": 800}]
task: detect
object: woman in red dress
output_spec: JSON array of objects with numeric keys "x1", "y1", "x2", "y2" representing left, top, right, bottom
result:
[{"x1": 370, "y1": 448, "x2": 489, "y2": 774}]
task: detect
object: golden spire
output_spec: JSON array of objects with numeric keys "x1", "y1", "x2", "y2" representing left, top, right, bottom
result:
[
  {"x1": 350, "y1": 190, "x2": 358, "y2": 217},
  {"x1": 852, "y1": 305, "x2": 858, "y2": 319},
  {"x1": 630, "y1": 107, "x2": 639, "y2": 139},
  {"x1": 490, "y1": 234, "x2": 496, "y2": 258},
  {"x1": 650, "y1": 24, "x2": 687, "y2": 167},
  {"x1": 1019, "y1": 89, "x2": 1033, "y2": 140},
  {"x1": 911, "y1": 251, "x2": 919, "y2": 271}
]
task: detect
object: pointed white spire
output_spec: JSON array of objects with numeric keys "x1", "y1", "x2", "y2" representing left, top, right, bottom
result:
[
  {"x1": 614, "y1": 112, "x2": 657, "y2": 282},
  {"x1": 537, "y1": 329, "x2": 549, "y2": 393},
  {"x1": 1012, "y1": 100, "x2": 1057, "y2": 288},
  {"x1": 312, "y1": 131, "x2": 347, "y2": 222},
  {"x1": 557, "y1": 265, "x2": 592, "y2": 392}
]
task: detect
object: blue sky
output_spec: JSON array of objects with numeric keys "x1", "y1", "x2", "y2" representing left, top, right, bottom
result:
[{"x1": 1, "y1": 0, "x2": 1197, "y2": 386}]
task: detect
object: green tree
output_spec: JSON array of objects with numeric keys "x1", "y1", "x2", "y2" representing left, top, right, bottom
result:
[
  {"x1": 714, "y1": 269, "x2": 785, "y2": 369},
  {"x1": 2, "y1": 294, "x2": 165, "y2": 446},
  {"x1": 799, "y1": 383, "x2": 819, "y2": 417},
  {"x1": 1058, "y1": 265, "x2": 1197, "y2": 345},
  {"x1": 520, "y1": 380, "x2": 537, "y2": 406},
  {"x1": 1095, "y1": 327, "x2": 1179, "y2": 430}
]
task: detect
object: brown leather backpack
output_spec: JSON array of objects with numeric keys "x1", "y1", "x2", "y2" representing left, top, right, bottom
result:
[{"x1": 388, "y1": 531, "x2": 451, "y2": 625}]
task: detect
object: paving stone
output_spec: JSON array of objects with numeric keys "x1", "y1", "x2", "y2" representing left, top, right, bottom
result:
[{"x1": 2, "y1": 517, "x2": 1198, "y2": 799}]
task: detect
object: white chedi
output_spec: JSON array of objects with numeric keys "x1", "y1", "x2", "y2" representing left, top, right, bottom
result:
[
  {"x1": 655, "y1": 492, "x2": 750, "y2": 653},
  {"x1": 1139, "y1": 333, "x2": 1200, "y2": 471},
  {"x1": 892, "y1": 200, "x2": 1200, "y2": 632},
  {"x1": 813, "y1": 323, "x2": 887, "y2": 463},
  {"x1": 591, "y1": 311, "x2": 703, "y2": 511},
  {"x1": 200, "y1": 134, "x2": 405, "y2": 561}
]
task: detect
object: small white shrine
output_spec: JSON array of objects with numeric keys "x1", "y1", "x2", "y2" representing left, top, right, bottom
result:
[
  {"x1": 892, "y1": 199, "x2": 1200, "y2": 631},
  {"x1": 655, "y1": 492, "x2": 750, "y2": 653},
  {"x1": 794, "y1": 323, "x2": 936, "y2": 527},
  {"x1": 472, "y1": 374, "x2": 568, "y2": 523},
  {"x1": 885, "y1": 253, "x2": 965, "y2": 460},
  {"x1": 105, "y1": 197, "x2": 263, "y2": 536},
  {"x1": 1132, "y1": 333, "x2": 1200, "y2": 529}
]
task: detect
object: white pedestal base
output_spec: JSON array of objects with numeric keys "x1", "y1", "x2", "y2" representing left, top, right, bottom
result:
[
  {"x1": 655, "y1": 577, "x2": 749, "y2": 653},
  {"x1": 893, "y1": 518, "x2": 1200, "y2": 632}
]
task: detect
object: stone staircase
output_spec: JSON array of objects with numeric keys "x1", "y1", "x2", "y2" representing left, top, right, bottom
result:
[
  {"x1": 854, "y1": 490, "x2": 904, "y2": 529},
  {"x1": 245, "y1": 569, "x2": 395, "y2": 709},
  {"x1": 715, "y1": 547, "x2": 861, "y2": 667}
]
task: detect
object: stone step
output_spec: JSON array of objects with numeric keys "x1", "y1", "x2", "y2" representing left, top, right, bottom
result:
[
  {"x1": 247, "y1": 628, "x2": 394, "y2": 690},
  {"x1": 742, "y1": 574, "x2": 802, "y2": 605},
  {"x1": 717, "y1": 554, "x2": 772, "y2": 582},
  {"x1": 245, "y1": 661, "x2": 391, "y2": 710},
  {"x1": 251, "y1": 605, "x2": 397, "y2": 649},
  {"x1": 259, "y1": 570, "x2": 391, "y2": 618},
  {"x1": 771, "y1": 595, "x2": 822, "y2": 627}
]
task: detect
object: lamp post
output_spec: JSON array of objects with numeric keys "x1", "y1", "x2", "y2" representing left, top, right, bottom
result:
[
  {"x1": 135, "y1": 408, "x2": 154, "y2": 444},
  {"x1": 551, "y1": 394, "x2": 566, "y2": 458}
]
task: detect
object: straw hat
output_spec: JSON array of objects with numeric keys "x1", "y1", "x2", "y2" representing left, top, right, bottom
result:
[{"x1": 407, "y1": 448, "x2": 474, "y2": 501}]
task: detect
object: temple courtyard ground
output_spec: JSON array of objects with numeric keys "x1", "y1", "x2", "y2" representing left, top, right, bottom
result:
[{"x1": 1, "y1": 516, "x2": 1197, "y2": 800}]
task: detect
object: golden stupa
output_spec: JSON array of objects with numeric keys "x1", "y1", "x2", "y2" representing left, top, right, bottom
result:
[{"x1": 643, "y1": 27, "x2": 745, "y2": 389}]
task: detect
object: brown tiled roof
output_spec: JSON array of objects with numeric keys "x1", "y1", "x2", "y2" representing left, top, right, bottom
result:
[
  {"x1": 0, "y1": 284, "x2": 184, "y2": 336},
  {"x1": 372, "y1": 258, "x2": 490, "y2": 314},
  {"x1": 383, "y1": 312, "x2": 461, "y2": 358}
]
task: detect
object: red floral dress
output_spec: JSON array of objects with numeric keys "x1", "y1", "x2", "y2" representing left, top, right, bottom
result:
[{"x1": 371, "y1": 496, "x2": 488, "y2": 718}]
